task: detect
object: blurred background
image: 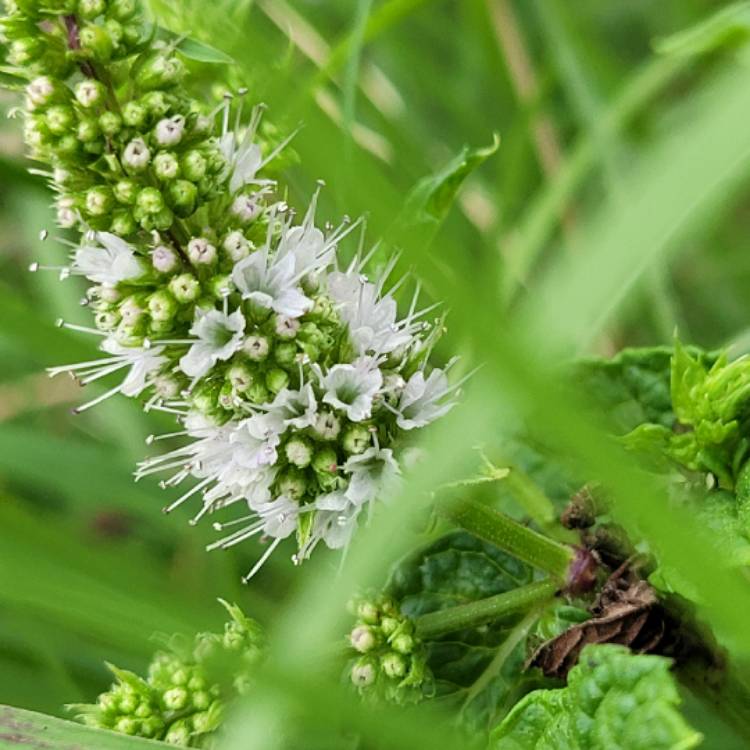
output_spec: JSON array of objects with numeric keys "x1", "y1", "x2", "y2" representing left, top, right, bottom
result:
[{"x1": 0, "y1": 0, "x2": 748, "y2": 732}]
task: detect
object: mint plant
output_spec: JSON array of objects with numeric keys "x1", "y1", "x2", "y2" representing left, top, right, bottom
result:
[{"x1": 2, "y1": 2, "x2": 750, "y2": 750}]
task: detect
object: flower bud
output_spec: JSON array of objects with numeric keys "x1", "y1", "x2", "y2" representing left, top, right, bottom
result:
[
  {"x1": 119, "y1": 296, "x2": 145, "y2": 325},
  {"x1": 243, "y1": 334, "x2": 269, "y2": 362},
  {"x1": 136, "y1": 187, "x2": 164, "y2": 215},
  {"x1": 350, "y1": 625, "x2": 376, "y2": 653},
  {"x1": 154, "y1": 115, "x2": 185, "y2": 147},
  {"x1": 154, "y1": 374, "x2": 181, "y2": 399},
  {"x1": 210, "y1": 274, "x2": 232, "y2": 299},
  {"x1": 277, "y1": 468, "x2": 307, "y2": 501},
  {"x1": 153, "y1": 151, "x2": 180, "y2": 181},
  {"x1": 247, "y1": 382, "x2": 270, "y2": 404},
  {"x1": 380, "y1": 616, "x2": 399, "y2": 637},
  {"x1": 110, "y1": 209, "x2": 137, "y2": 235},
  {"x1": 109, "y1": 0, "x2": 137, "y2": 20},
  {"x1": 77, "y1": 116, "x2": 101, "y2": 142},
  {"x1": 391, "y1": 633, "x2": 414, "y2": 655},
  {"x1": 231, "y1": 194, "x2": 262, "y2": 223},
  {"x1": 227, "y1": 363, "x2": 254, "y2": 392},
  {"x1": 169, "y1": 273, "x2": 200, "y2": 303},
  {"x1": 148, "y1": 206, "x2": 175, "y2": 232},
  {"x1": 164, "y1": 721, "x2": 191, "y2": 746},
  {"x1": 380, "y1": 652, "x2": 406, "y2": 679},
  {"x1": 151, "y1": 245, "x2": 178, "y2": 273},
  {"x1": 265, "y1": 367, "x2": 289, "y2": 394},
  {"x1": 140, "y1": 90, "x2": 170, "y2": 117},
  {"x1": 115, "y1": 717, "x2": 138, "y2": 735},
  {"x1": 79, "y1": 23, "x2": 114, "y2": 61},
  {"x1": 148, "y1": 290, "x2": 177, "y2": 322},
  {"x1": 57, "y1": 134, "x2": 83, "y2": 160},
  {"x1": 122, "y1": 138, "x2": 151, "y2": 172},
  {"x1": 78, "y1": 0, "x2": 106, "y2": 19},
  {"x1": 273, "y1": 341, "x2": 297, "y2": 368},
  {"x1": 95, "y1": 310, "x2": 119, "y2": 331},
  {"x1": 166, "y1": 179, "x2": 197, "y2": 217},
  {"x1": 136, "y1": 52, "x2": 185, "y2": 91},
  {"x1": 56, "y1": 197, "x2": 77, "y2": 227},
  {"x1": 222, "y1": 230, "x2": 249, "y2": 262},
  {"x1": 274, "y1": 315, "x2": 300, "y2": 340},
  {"x1": 45, "y1": 105, "x2": 75, "y2": 135},
  {"x1": 187, "y1": 237, "x2": 217, "y2": 266},
  {"x1": 99, "y1": 111, "x2": 122, "y2": 136},
  {"x1": 181, "y1": 149, "x2": 207, "y2": 181},
  {"x1": 343, "y1": 424, "x2": 371, "y2": 455},
  {"x1": 285, "y1": 436, "x2": 312, "y2": 468},
  {"x1": 312, "y1": 410, "x2": 341, "y2": 441},
  {"x1": 85, "y1": 186, "x2": 114, "y2": 216},
  {"x1": 312, "y1": 447, "x2": 338, "y2": 475},
  {"x1": 104, "y1": 19, "x2": 123, "y2": 47},
  {"x1": 357, "y1": 600, "x2": 380, "y2": 624},
  {"x1": 113, "y1": 179, "x2": 138, "y2": 205},
  {"x1": 9, "y1": 37, "x2": 43, "y2": 66},
  {"x1": 75, "y1": 79, "x2": 105, "y2": 108},
  {"x1": 26, "y1": 77, "x2": 58, "y2": 109},
  {"x1": 122, "y1": 100, "x2": 147, "y2": 128},
  {"x1": 351, "y1": 658, "x2": 376, "y2": 687}
]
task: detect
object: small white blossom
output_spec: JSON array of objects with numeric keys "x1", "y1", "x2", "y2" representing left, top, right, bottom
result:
[
  {"x1": 152, "y1": 245, "x2": 178, "y2": 273},
  {"x1": 268, "y1": 384, "x2": 318, "y2": 430},
  {"x1": 179, "y1": 309, "x2": 246, "y2": 379},
  {"x1": 395, "y1": 369, "x2": 455, "y2": 430},
  {"x1": 223, "y1": 231, "x2": 251, "y2": 262},
  {"x1": 344, "y1": 447, "x2": 400, "y2": 506},
  {"x1": 73, "y1": 233, "x2": 143, "y2": 286},
  {"x1": 27, "y1": 76, "x2": 54, "y2": 108},
  {"x1": 231, "y1": 194, "x2": 262, "y2": 223},
  {"x1": 187, "y1": 237, "x2": 217, "y2": 266},
  {"x1": 321, "y1": 358, "x2": 383, "y2": 422},
  {"x1": 154, "y1": 115, "x2": 185, "y2": 146},
  {"x1": 122, "y1": 138, "x2": 151, "y2": 170}
]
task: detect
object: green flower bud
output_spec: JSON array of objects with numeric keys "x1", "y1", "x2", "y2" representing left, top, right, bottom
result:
[
  {"x1": 26, "y1": 77, "x2": 69, "y2": 110},
  {"x1": 312, "y1": 410, "x2": 341, "y2": 441},
  {"x1": 312, "y1": 447, "x2": 338, "y2": 475},
  {"x1": 357, "y1": 600, "x2": 380, "y2": 625},
  {"x1": 134, "y1": 703, "x2": 152, "y2": 719},
  {"x1": 274, "y1": 315, "x2": 300, "y2": 340},
  {"x1": 166, "y1": 179, "x2": 197, "y2": 217},
  {"x1": 115, "y1": 717, "x2": 138, "y2": 735},
  {"x1": 247, "y1": 382, "x2": 270, "y2": 405},
  {"x1": 147, "y1": 290, "x2": 177, "y2": 322},
  {"x1": 75, "y1": 79, "x2": 105, "y2": 108},
  {"x1": 243, "y1": 334, "x2": 270, "y2": 362},
  {"x1": 351, "y1": 658, "x2": 376, "y2": 687},
  {"x1": 98, "y1": 110, "x2": 122, "y2": 136},
  {"x1": 78, "y1": 0, "x2": 106, "y2": 19},
  {"x1": 191, "y1": 707, "x2": 218, "y2": 734},
  {"x1": 109, "y1": 0, "x2": 137, "y2": 20},
  {"x1": 342, "y1": 424, "x2": 371, "y2": 455},
  {"x1": 95, "y1": 310, "x2": 119, "y2": 331},
  {"x1": 104, "y1": 19, "x2": 123, "y2": 47},
  {"x1": 136, "y1": 186, "x2": 164, "y2": 215},
  {"x1": 381, "y1": 652, "x2": 407, "y2": 679},
  {"x1": 122, "y1": 100, "x2": 147, "y2": 128},
  {"x1": 169, "y1": 273, "x2": 200, "y2": 303},
  {"x1": 9, "y1": 37, "x2": 44, "y2": 66},
  {"x1": 136, "y1": 52, "x2": 185, "y2": 91},
  {"x1": 222, "y1": 230, "x2": 250, "y2": 262},
  {"x1": 391, "y1": 633, "x2": 414, "y2": 655},
  {"x1": 114, "y1": 178, "x2": 138, "y2": 205},
  {"x1": 153, "y1": 151, "x2": 180, "y2": 181},
  {"x1": 285, "y1": 436, "x2": 312, "y2": 468},
  {"x1": 85, "y1": 186, "x2": 114, "y2": 216},
  {"x1": 265, "y1": 367, "x2": 289, "y2": 394},
  {"x1": 149, "y1": 206, "x2": 174, "y2": 232},
  {"x1": 139, "y1": 717, "x2": 164, "y2": 738},
  {"x1": 192, "y1": 691, "x2": 212, "y2": 711},
  {"x1": 274, "y1": 341, "x2": 297, "y2": 368},
  {"x1": 277, "y1": 468, "x2": 307, "y2": 501},
  {"x1": 210, "y1": 274, "x2": 232, "y2": 298},
  {"x1": 350, "y1": 625, "x2": 376, "y2": 653},
  {"x1": 122, "y1": 137, "x2": 150, "y2": 171},
  {"x1": 181, "y1": 149, "x2": 207, "y2": 181},
  {"x1": 44, "y1": 104, "x2": 75, "y2": 135},
  {"x1": 77, "y1": 116, "x2": 101, "y2": 142},
  {"x1": 140, "y1": 90, "x2": 170, "y2": 117},
  {"x1": 164, "y1": 720, "x2": 191, "y2": 746},
  {"x1": 151, "y1": 245, "x2": 178, "y2": 273},
  {"x1": 110, "y1": 209, "x2": 137, "y2": 235},
  {"x1": 119, "y1": 296, "x2": 145, "y2": 325},
  {"x1": 79, "y1": 23, "x2": 114, "y2": 61},
  {"x1": 380, "y1": 616, "x2": 400, "y2": 637},
  {"x1": 227, "y1": 363, "x2": 254, "y2": 392}
]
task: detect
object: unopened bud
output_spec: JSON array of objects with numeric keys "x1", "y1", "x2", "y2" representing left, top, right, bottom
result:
[
  {"x1": 350, "y1": 625, "x2": 376, "y2": 653},
  {"x1": 79, "y1": 23, "x2": 114, "y2": 61},
  {"x1": 168, "y1": 273, "x2": 200, "y2": 303},
  {"x1": 277, "y1": 468, "x2": 307, "y2": 501},
  {"x1": 312, "y1": 447, "x2": 338, "y2": 475},
  {"x1": 166, "y1": 179, "x2": 198, "y2": 217},
  {"x1": 114, "y1": 179, "x2": 138, "y2": 205},
  {"x1": 152, "y1": 245, "x2": 178, "y2": 273},
  {"x1": 227, "y1": 363, "x2": 254, "y2": 392},
  {"x1": 243, "y1": 334, "x2": 270, "y2": 361},
  {"x1": 231, "y1": 194, "x2": 261, "y2": 223},
  {"x1": 45, "y1": 105, "x2": 75, "y2": 135},
  {"x1": 122, "y1": 100, "x2": 147, "y2": 128},
  {"x1": 136, "y1": 187, "x2": 164, "y2": 215},
  {"x1": 75, "y1": 80, "x2": 105, "y2": 109},
  {"x1": 147, "y1": 290, "x2": 177, "y2": 322},
  {"x1": 285, "y1": 436, "x2": 312, "y2": 468},
  {"x1": 99, "y1": 111, "x2": 122, "y2": 136},
  {"x1": 85, "y1": 186, "x2": 114, "y2": 217},
  {"x1": 265, "y1": 367, "x2": 289, "y2": 394},
  {"x1": 274, "y1": 315, "x2": 300, "y2": 340},
  {"x1": 391, "y1": 633, "x2": 414, "y2": 655},
  {"x1": 351, "y1": 659, "x2": 376, "y2": 687},
  {"x1": 110, "y1": 210, "x2": 137, "y2": 235},
  {"x1": 187, "y1": 237, "x2": 217, "y2": 266},
  {"x1": 274, "y1": 341, "x2": 297, "y2": 368},
  {"x1": 153, "y1": 151, "x2": 180, "y2": 181},
  {"x1": 381, "y1": 652, "x2": 406, "y2": 679},
  {"x1": 122, "y1": 138, "x2": 151, "y2": 171},
  {"x1": 181, "y1": 149, "x2": 207, "y2": 181},
  {"x1": 312, "y1": 410, "x2": 341, "y2": 441},
  {"x1": 222, "y1": 230, "x2": 250, "y2": 262},
  {"x1": 78, "y1": 0, "x2": 106, "y2": 19},
  {"x1": 154, "y1": 115, "x2": 185, "y2": 147}
]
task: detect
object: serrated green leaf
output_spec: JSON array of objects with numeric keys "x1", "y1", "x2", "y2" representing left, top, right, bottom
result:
[
  {"x1": 490, "y1": 644, "x2": 702, "y2": 750},
  {"x1": 0, "y1": 705, "x2": 171, "y2": 748},
  {"x1": 654, "y1": 2, "x2": 750, "y2": 59}
]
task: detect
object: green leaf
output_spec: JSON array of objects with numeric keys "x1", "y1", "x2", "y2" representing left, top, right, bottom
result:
[
  {"x1": 654, "y1": 2, "x2": 750, "y2": 59},
  {"x1": 490, "y1": 644, "x2": 702, "y2": 750},
  {"x1": 0, "y1": 705, "x2": 171, "y2": 748},
  {"x1": 387, "y1": 531, "x2": 536, "y2": 729},
  {"x1": 156, "y1": 26, "x2": 235, "y2": 64}
]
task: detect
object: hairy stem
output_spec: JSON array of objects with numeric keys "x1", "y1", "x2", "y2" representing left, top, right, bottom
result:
[
  {"x1": 415, "y1": 579, "x2": 558, "y2": 640},
  {"x1": 437, "y1": 496, "x2": 575, "y2": 580}
]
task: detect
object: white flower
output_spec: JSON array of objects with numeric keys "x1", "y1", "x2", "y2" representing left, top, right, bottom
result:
[
  {"x1": 229, "y1": 413, "x2": 281, "y2": 473},
  {"x1": 321, "y1": 358, "x2": 383, "y2": 422},
  {"x1": 223, "y1": 230, "x2": 251, "y2": 262},
  {"x1": 268, "y1": 383, "x2": 318, "y2": 429},
  {"x1": 152, "y1": 245, "x2": 178, "y2": 273},
  {"x1": 327, "y1": 271, "x2": 412, "y2": 355},
  {"x1": 277, "y1": 202, "x2": 334, "y2": 279},
  {"x1": 344, "y1": 447, "x2": 400, "y2": 506},
  {"x1": 310, "y1": 508, "x2": 359, "y2": 551},
  {"x1": 179, "y1": 308, "x2": 246, "y2": 378},
  {"x1": 187, "y1": 237, "x2": 217, "y2": 265},
  {"x1": 155, "y1": 115, "x2": 185, "y2": 146},
  {"x1": 221, "y1": 131, "x2": 263, "y2": 194},
  {"x1": 231, "y1": 248, "x2": 312, "y2": 318},
  {"x1": 100, "y1": 339, "x2": 167, "y2": 397},
  {"x1": 73, "y1": 233, "x2": 143, "y2": 286},
  {"x1": 395, "y1": 369, "x2": 455, "y2": 430},
  {"x1": 253, "y1": 496, "x2": 299, "y2": 538},
  {"x1": 122, "y1": 138, "x2": 151, "y2": 170}
]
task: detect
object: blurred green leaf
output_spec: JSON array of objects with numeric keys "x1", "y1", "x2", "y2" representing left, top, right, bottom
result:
[{"x1": 156, "y1": 26, "x2": 235, "y2": 64}]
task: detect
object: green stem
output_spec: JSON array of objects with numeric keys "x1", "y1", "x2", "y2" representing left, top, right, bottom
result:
[
  {"x1": 415, "y1": 579, "x2": 558, "y2": 640},
  {"x1": 502, "y1": 463, "x2": 557, "y2": 528},
  {"x1": 437, "y1": 497, "x2": 574, "y2": 579}
]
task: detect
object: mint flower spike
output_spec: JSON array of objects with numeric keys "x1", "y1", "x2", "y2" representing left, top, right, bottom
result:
[{"x1": 3, "y1": 0, "x2": 459, "y2": 581}]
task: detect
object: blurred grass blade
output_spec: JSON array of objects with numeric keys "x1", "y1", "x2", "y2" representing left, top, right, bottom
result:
[{"x1": 0, "y1": 706, "x2": 170, "y2": 748}]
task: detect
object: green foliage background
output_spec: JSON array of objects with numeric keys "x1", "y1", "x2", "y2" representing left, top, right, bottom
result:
[{"x1": 2, "y1": 0, "x2": 750, "y2": 747}]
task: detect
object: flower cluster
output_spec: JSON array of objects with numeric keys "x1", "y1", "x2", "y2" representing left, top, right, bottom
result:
[
  {"x1": 347, "y1": 595, "x2": 431, "y2": 705},
  {"x1": 72, "y1": 601, "x2": 265, "y2": 746},
  {"x1": 2, "y1": 0, "x2": 457, "y2": 578}
]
